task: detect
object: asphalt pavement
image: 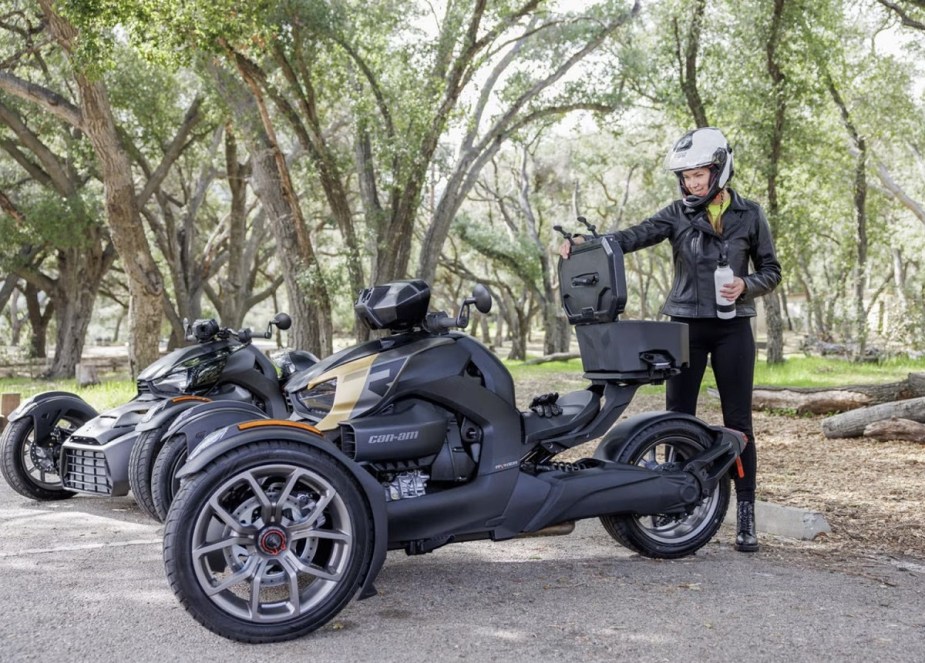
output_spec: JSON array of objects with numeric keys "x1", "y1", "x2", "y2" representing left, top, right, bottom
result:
[{"x1": 1, "y1": 480, "x2": 923, "y2": 663}]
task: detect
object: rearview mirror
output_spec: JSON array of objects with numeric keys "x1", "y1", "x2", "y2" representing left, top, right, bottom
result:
[
  {"x1": 272, "y1": 313, "x2": 292, "y2": 331},
  {"x1": 470, "y1": 284, "x2": 492, "y2": 314}
]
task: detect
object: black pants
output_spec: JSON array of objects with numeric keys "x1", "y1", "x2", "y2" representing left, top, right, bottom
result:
[{"x1": 667, "y1": 316, "x2": 757, "y2": 502}]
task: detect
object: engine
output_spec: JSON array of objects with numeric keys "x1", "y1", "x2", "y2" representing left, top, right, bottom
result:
[{"x1": 339, "y1": 400, "x2": 480, "y2": 501}]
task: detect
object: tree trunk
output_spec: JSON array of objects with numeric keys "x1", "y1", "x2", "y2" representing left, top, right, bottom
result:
[
  {"x1": 677, "y1": 0, "x2": 710, "y2": 128},
  {"x1": 23, "y1": 282, "x2": 49, "y2": 359},
  {"x1": 508, "y1": 317, "x2": 527, "y2": 361},
  {"x1": 8, "y1": 286, "x2": 23, "y2": 346},
  {"x1": 826, "y1": 73, "x2": 869, "y2": 362},
  {"x1": 0, "y1": 274, "x2": 17, "y2": 320},
  {"x1": 39, "y1": 1, "x2": 164, "y2": 377},
  {"x1": 822, "y1": 396, "x2": 925, "y2": 438},
  {"x1": 45, "y1": 241, "x2": 115, "y2": 378},
  {"x1": 503, "y1": 294, "x2": 529, "y2": 361},
  {"x1": 212, "y1": 64, "x2": 333, "y2": 356},
  {"x1": 217, "y1": 124, "x2": 249, "y2": 329},
  {"x1": 763, "y1": 0, "x2": 787, "y2": 365}
]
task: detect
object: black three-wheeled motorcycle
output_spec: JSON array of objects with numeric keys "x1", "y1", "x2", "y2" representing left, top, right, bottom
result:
[
  {"x1": 161, "y1": 235, "x2": 746, "y2": 642},
  {"x1": 0, "y1": 314, "x2": 314, "y2": 520}
]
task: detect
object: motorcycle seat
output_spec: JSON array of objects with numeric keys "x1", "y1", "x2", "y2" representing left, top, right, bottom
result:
[{"x1": 521, "y1": 389, "x2": 600, "y2": 445}]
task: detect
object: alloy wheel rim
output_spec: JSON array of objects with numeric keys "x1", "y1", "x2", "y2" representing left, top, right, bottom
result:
[
  {"x1": 632, "y1": 437, "x2": 720, "y2": 544},
  {"x1": 190, "y1": 463, "x2": 355, "y2": 623},
  {"x1": 22, "y1": 419, "x2": 78, "y2": 489}
]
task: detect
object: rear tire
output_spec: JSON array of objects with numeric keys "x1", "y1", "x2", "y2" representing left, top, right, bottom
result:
[
  {"x1": 0, "y1": 416, "x2": 83, "y2": 501},
  {"x1": 600, "y1": 419, "x2": 730, "y2": 559},
  {"x1": 163, "y1": 440, "x2": 374, "y2": 643},
  {"x1": 128, "y1": 423, "x2": 173, "y2": 521},
  {"x1": 150, "y1": 433, "x2": 189, "y2": 521}
]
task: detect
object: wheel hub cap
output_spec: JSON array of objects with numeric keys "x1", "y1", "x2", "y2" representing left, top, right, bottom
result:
[{"x1": 258, "y1": 526, "x2": 288, "y2": 556}]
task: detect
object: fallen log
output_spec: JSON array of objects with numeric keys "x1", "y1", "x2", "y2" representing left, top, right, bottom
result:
[
  {"x1": 863, "y1": 418, "x2": 925, "y2": 443},
  {"x1": 821, "y1": 396, "x2": 925, "y2": 438},
  {"x1": 749, "y1": 372, "x2": 925, "y2": 415},
  {"x1": 523, "y1": 352, "x2": 581, "y2": 365}
]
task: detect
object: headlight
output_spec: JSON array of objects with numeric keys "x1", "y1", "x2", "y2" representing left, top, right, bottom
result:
[
  {"x1": 295, "y1": 379, "x2": 337, "y2": 416},
  {"x1": 152, "y1": 368, "x2": 190, "y2": 395}
]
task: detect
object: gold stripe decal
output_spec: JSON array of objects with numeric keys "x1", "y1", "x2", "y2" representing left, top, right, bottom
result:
[
  {"x1": 238, "y1": 419, "x2": 323, "y2": 435},
  {"x1": 171, "y1": 396, "x2": 211, "y2": 403},
  {"x1": 311, "y1": 353, "x2": 379, "y2": 431}
]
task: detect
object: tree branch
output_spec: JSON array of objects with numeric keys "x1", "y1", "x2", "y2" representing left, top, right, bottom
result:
[
  {"x1": 0, "y1": 70, "x2": 82, "y2": 128},
  {"x1": 876, "y1": 0, "x2": 925, "y2": 31},
  {"x1": 137, "y1": 95, "x2": 204, "y2": 207}
]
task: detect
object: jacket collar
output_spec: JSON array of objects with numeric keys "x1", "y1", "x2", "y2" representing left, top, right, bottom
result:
[
  {"x1": 682, "y1": 187, "x2": 744, "y2": 216},
  {"x1": 726, "y1": 188, "x2": 748, "y2": 211},
  {"x1": 680, "y1": 188, "x2": 742, "y2": 237}
]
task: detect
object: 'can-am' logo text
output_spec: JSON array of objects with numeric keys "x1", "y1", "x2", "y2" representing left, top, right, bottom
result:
[{"x1": 368, "y1": 431, "x2": 420, "y2": 444}]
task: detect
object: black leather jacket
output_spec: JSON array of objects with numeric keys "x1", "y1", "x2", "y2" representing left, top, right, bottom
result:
[{"x1": 610, "y1": 188, "x2": 781, "y2": 318}]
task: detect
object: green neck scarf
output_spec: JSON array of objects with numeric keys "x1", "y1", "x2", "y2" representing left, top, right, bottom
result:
[{"x1": 707, "y1": 190, "x2": 731, "y2": 233}]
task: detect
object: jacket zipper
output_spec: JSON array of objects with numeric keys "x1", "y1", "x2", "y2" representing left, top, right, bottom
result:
[{"x1": 692, "y1": 230, "x2": 702, "y2": 316}]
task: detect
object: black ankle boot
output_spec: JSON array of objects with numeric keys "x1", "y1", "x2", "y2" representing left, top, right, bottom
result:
[{"x1": 735, "y1": 500, "x2": 759, "y2": 552}]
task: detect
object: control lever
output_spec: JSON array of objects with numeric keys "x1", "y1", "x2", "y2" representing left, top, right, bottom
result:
[
  {"x1": 553, "y1": 225, "x2": 575, "y2": 246},
  {"x1": 576, "y1": 216, "x2": 599, "y2": 237}
]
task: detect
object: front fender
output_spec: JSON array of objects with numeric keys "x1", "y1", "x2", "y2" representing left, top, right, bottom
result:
[
  {"x1": 178, "y1": 420, "x2": 387, "y2": 601},
  {"x1": 8, "y1": 392, "x2": 98, "y2": 442},
  {"x1": 164, "y1": 401, "x2": 269, "y2": 455},
  {"x1": 135, "y1": 396, "x2": 212, "y2": 432}
]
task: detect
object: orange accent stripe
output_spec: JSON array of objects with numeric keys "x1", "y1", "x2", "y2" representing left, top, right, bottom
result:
[
  {"x1": 238, "y1": 419, "x2": 322, "y2": 435},
  {"x1": 171, "y1": 396, "x2": 211, "y2": 403},
  {"x1": 735, "y1": 457, "x2": 745, "y2": 479}
]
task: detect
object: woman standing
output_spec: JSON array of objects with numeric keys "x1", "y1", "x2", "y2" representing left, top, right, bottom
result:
[{"x1": 561, "y1": 127, "x2": 782, "y2": 552}]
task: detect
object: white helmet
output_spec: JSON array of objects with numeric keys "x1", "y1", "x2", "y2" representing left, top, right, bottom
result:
[{"x1": 666, "y1": 127, "x2": 734, "y2": 210}]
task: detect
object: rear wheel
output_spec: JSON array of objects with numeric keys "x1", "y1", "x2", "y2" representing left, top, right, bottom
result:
[
  {"x1": 128, "y1": 423, "x2": 173, "y2": 521},
  {"x1": 150, "y1": 433, "x2": 189, "y2": 521},
  {"x1": 0, "y1": 415, "x2": 85, "y2": 500},
  {"x1": 163, "y1": 441, "x2": 374, "y2": 643},
  {"x1": 600, "y1": 420, "x2": 730, "y2": 559}
]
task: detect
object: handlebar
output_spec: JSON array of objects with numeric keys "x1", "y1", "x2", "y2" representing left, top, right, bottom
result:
[
  {"x1": 422, "y1": 312, "x2": 464, "y2": 334},
  {"x1": 185, "y1": 312, "x2": 291, "y2": 344}
]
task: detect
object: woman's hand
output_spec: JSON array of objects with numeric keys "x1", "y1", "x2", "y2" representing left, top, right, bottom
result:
[
  {"x1": 721, "y1": 277, "x2": 747, "y2": 301},
  {"x1": 558, "y1": 235, "x2": 585, "y2": 259}
]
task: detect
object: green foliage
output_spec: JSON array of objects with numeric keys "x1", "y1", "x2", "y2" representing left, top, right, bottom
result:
[
  {"x1": 59, "y1": 0, "x2": 276, "y2": 70},
  {"x1": 0, "y1": 189, "x2": 101, "y2": 253},
  {"x1": 453, "y1": 215, "x2": 544, "y2": 284}
]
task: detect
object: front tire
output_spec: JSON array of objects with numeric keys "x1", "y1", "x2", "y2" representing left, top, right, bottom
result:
[
  {"x1": 163, "y1": 441, "x2": 374, "y2": 643},
  {"x1": 128, "y1": 423, "x2": 173, "y2": 521},
  {"x1": 150, "y1": 432, "x2": 189, "y2": 521},
  {"x1": 0, "y1": 415, "x2": 85, "y2": 501},
  {"x1": 600, "y1": 420, "x2": 730, "y2": 559}
]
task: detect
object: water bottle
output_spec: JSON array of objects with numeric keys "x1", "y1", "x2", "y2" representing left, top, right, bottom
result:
[{"x1": 714, "y1": 255, "x2": 736, "y2": 320}]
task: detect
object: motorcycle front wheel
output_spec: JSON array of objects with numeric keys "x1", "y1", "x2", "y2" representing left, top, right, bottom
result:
[
  {"x1": 149, "y1": 432, "x2": 188, "y2": 521},
  {"x1": 128, "y1": 423, "x2": 173, "y2": 521},
  {"x1": 0, "y1": 414, "x2": 86, "y2": 500},
  {"x1": 600, "y1": 420, "x2": 730, "y2": 559},
  {"x1": 163, "y1": 440, "x2": 374, "y2": 643}
]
